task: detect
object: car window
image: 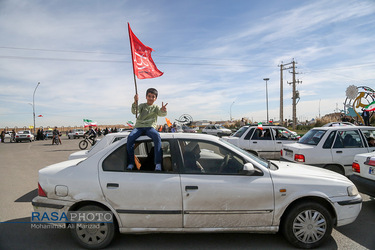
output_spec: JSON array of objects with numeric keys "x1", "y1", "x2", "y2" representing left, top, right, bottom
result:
[
  {"x1": 102, "y1": 144, "x2": 126, "y2": 172},
  {"x1": 113, "y1": 136, "x2": 126, "y2": 143},
  {"x1": 232, "y1": 126, "x2": 249, "y2": 138},
  {"x1": 333, "y1": 130, "x2": 363, "y2": 148},
  {"x1": 323, "y1": 131, "x2": 336, "y2": 149},
  {"x1": 299, "y1": 129, "x2": 326, "y2": 145},
  {"x1": 102, "y1": 140, "x2": 174, "y2": 172},
  {"x1": 251, "y1": 128, "x2": 272, "y2": 140},
  {"x1": 274, "y1": 128, "x2": 294, "y2": 140},
  {"x1": 360, "y1": 129, "x2": 375, "y2": 147},
  {"x1": 244, "y1": 128, "x2": 254, "y2": 140},
  {"x1": 178, "y1": 140, "x2": 246, "y2": 175}
]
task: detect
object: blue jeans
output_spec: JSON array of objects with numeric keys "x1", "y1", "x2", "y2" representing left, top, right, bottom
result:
[{"x1": 126, "y1": 127, "x2": 162, "y2": 166}]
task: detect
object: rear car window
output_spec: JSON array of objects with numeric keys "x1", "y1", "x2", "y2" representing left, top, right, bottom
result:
[{"x1": 299, "y1": 129, "x2": 326, "y2": 145}]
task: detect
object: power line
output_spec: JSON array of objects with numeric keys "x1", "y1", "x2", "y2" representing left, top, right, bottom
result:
[
  {"x1": 0, "y1": 55, "x2": 272, "y2": 67},
  {"x1": 0, "y1": 46, "x2": 272, "y2": 65}
]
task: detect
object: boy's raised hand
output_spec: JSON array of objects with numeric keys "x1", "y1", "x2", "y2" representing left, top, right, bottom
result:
[
  {"x1": 161, "y1": 102, "x2": 168, "y2": 112},
  {"x1": 134, "y1": 94, "x2": 139, "y2": 103}
]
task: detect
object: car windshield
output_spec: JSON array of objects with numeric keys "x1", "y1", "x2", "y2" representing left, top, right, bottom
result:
[
  {"x1": 219, "y1": 139, "x2": 269, "y2": 168},
  {"x1": 298, "y1": 129, "x2": 326, "y2": 145}
]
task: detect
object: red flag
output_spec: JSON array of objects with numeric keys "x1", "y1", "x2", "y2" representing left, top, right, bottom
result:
[{"x1": 128, "y1": 23, "x2": 163, "y2": 79}]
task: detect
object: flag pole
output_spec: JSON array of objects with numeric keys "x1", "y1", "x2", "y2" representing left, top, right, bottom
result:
[{"x1": 128, "y1": 22, "x2": 138, "y2": 118}]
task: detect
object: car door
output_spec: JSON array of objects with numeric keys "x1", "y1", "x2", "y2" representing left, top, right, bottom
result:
[
  {"x1": 249, "y1": 128, "x2": 276, "y2": 159},
  {"x1": 178, "y1": 139, "x2": 274, "y2": 228},
  {"x1": 273, "y1": 127, "x2": 297, "y2": 159},
  {"x1": 98, "y1": 140, "x2": 183, "y2": 228},
  {"x1": 360, "y1": 128, "x2": 375, "y2": 152},
  {"x1": 331, "y1": 129, "x2": 369, "y2": 170}
]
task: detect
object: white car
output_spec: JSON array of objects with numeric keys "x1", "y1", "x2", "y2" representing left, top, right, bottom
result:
[
  {"x1": 68, "y1": 131, "x2": 130, "y2": 160},
  {"x1": 68, "y1": 129, "x2": 85, "y2": 139},
  {"x1": 202, "y1": 124, "x2": 232, "y2": 137},
  {"x1": 222, "y1": 125, "x2": 299, "y2": 160},
  {"x1": 32, "y1": 133, "x2": 361, "y2": 249},
  {"x1": 15, "y1": 130, "x2": 34, "y2": 142},
  {"x1": 351, "y1": 151, "x2": 375, "y2": 197},
  {"x1": 281, "y1": 126, "x2": 375, "y2": 175}
]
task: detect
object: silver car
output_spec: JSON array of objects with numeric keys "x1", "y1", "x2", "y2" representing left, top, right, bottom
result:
[{"x1": 32, "y1": 133, "x2": 361, "y2": 249}]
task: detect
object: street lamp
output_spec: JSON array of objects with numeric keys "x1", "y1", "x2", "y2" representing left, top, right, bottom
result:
[
  {"x1": 32, "y1": 82, "x2": 40, "y2": 135},
  {"x1": 263, "y1": 78, "x2": 269, "y2": 124},
  {"x1": 230, "y1": 101, "x2": 235, "y2": 121}
]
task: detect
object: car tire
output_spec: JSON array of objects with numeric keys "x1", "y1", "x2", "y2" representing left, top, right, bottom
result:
[
  {"x1": 70, "y1": 205, "x2": 115, "y2": 249},
  {"x1": 281, "y1": 201, "x2": 333, "y2": 249},
  {"x1": 325, "y1": 165, "x2": 344, "y2": 175}
]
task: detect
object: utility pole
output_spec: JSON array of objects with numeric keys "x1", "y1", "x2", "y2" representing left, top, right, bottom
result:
[
  {"x1": 280, "y1": 64, "x2": 283, "y2": 125},
  {"x1": 287, "y1": 60, "x2": 302, "y2": 130},
  {"x1": 279, "y1": 62, "x2": 293, "y2": 126}
]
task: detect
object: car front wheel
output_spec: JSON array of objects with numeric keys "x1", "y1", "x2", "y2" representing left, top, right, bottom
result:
[
  {"x1": 70, "y1": 205, "x2": 115, "y2": 249},
  {"x1": 282, "y1": 201, "x2": 333, "y2": 249}
]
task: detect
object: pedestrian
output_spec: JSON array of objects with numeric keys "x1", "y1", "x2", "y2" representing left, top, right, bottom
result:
[
  {"x1": 11, "y1": 129, "x2": 16, "y2": 142},
  {"x1": 0, "y1": 131, "x2": 5, "y2": 143},
  {"x1": 362, "y1": 109, "x2": 370, "y2": 126},
  {"x1": 126, "y1": 88, "x2": 167, "y2": 171}
]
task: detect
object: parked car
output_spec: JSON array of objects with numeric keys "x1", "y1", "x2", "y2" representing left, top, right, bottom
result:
[
  {"x1": 68, "y1": 131, "x2": 130, "y2": 160},
  {"x1": 68, "y1": 129, "x2": 85, "y2": 139},
  {"x1": 202, "y1": 124, "x2": 232, "y2": 137},
  {"x1": 33, "y1": 133, "x2": 361, "y2": 249},
  {"x1": 118, "y1": 128, "x2": 132, "y2": 132},
  {"x1": 44, "y1": 130, "x2": 53, "y2": 139},
  {"x1": 322, "y1": 122, "x2": 355, "y2": 127},
  {"x1": 222, "y1": 125, "x2": 299, "y2": 160},
  {"x1": 351, "y1": 152, "x2": 375, "y2": 197},
  {"x1": 182, "y1": 125, "x2": 197, "y2": 133},
  {"x1": 281, "y1": 126, "x2": 375, "y2": 175},
  {"x1": 4, "y1": 131, "x2": 11, "y2": 142},
  {"x1": 15, "y1": 130, "x2": 34, "y2": 142}
]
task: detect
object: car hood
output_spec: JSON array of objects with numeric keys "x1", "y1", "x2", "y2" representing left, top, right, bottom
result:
[{"x1": 272, "y1": 160, "x2": 350, "y2": 184}]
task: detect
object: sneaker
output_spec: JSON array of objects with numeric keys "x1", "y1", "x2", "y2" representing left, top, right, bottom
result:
[
  {"x1": 127, "y1": 164, "x2": 134, "y2": 170},
  {"x1": 155, "y1": 164, "x2": 162, "y2": 171}
]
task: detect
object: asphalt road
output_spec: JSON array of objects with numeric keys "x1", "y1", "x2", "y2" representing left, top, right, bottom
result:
[{"x1": 0, "y1": 137, "x2": 374, "y2": 249}]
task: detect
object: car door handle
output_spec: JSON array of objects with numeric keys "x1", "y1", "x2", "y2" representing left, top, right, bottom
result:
[
  {"x1": 336, "y1": 151, "x2": 343, "y2": 154},
  {"x1": 185, "y1": 186, "x2": 198, "y2": 191},
  {"x1": 252, "y1": 142, "x2": 257, "y2": 144},
  {"x1": 107, "y1": 183, "x2": 119, "y2": 188},
  {"x1": 277, "y1": 142, "x2": 282, "y2": 144}
]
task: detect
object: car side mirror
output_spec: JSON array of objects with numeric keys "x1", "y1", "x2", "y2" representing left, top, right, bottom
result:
[{"x1": 241, "y1": 163, "x2": 255, "y2": 175}]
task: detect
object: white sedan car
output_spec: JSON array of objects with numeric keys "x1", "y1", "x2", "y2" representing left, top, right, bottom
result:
[
  {"x1": 32, "y1": 133, "x2": 362, "y2": 249},
  {"x1": 351, "y1": 151, "x2": 375, "y2": 197},
  {"x1": 68, "y1": 131, "x2": 130, "y2": 160},
  {"x1": 281, "y1": 126, "x2": 375, "y2": 175},
  {"x1": 68, "y1": 129, "x2": 85, "y2": 139},
  {"x1": 202, "y1": 124, "x2": 232, "y2": 137},
  {"x1": 15, "y1": 130, "x2": 34, "y2": 142}
]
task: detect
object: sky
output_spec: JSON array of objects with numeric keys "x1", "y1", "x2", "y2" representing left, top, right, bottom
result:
[{"x1": 0, "y1": 0, "x2": 375, "y2": 128}]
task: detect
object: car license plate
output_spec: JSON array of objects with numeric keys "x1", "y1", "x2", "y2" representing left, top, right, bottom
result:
[
  {"x1": 285, "y1": 150, "x2": 293, "y2": 157},
  {"x1": 369, "y1": 166, "x2": 375, "y2": 175}
]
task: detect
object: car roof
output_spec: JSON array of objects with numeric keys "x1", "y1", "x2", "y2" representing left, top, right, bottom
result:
[{"x1": 311, "y1": 125, "x2": 374, "y2": 131}]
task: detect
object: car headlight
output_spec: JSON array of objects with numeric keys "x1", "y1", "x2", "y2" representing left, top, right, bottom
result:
[{"x1": 347, "y1": 185, "x2": 359, "y2": 196}]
